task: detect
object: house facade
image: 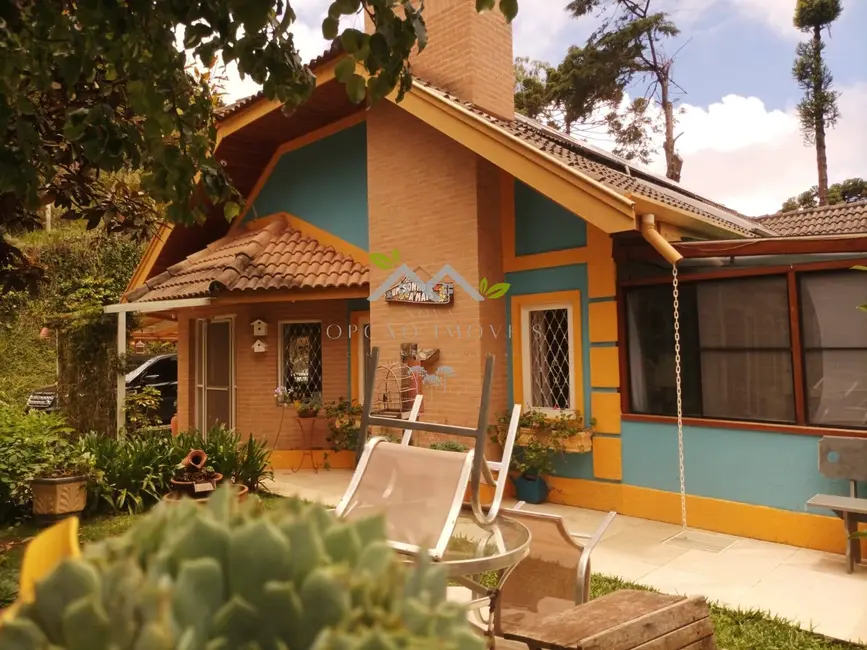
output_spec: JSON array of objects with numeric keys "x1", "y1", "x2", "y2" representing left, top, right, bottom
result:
[{"x1": 124, "y1": 0, "x2": 867, "y2": 556}]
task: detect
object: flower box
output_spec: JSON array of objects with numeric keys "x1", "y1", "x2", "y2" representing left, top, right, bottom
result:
[{"x1": 517, "y1": 426, "x2": 593, "y2": 453}]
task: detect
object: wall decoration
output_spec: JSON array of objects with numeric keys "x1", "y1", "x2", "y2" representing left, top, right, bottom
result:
[{"x1": 384, "y1": 276, "x2": 454, "y2": 305}]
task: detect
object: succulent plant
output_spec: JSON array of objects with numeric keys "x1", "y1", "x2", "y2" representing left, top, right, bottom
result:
[{"x1": 0, "y1": 487, "x2": 484, "y2": 650}]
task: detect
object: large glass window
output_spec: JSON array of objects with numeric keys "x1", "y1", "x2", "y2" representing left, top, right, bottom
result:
[
  {"x1": 626, "y1": 276, "x2": 794, "y2": 423},
  {"x1": 800, "y1": 272, "x2": 867, "y2": 428}
]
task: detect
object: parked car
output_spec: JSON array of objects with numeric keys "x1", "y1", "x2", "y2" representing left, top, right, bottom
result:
[{"x1": 26, "y1": 354, "x2": 178, "y2": 424}]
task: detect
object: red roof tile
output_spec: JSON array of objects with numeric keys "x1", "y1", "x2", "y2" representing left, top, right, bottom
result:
[
  {"x1": 753, "y1": 201, "x2": 867, "y2": 237},
  {"x1": 127, "y1": 216, "x2": 367, "y2": 302}
]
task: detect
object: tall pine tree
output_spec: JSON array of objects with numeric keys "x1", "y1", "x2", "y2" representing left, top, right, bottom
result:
[{"x1": 793, "y1": 0, "x2": 843, "y2": 206}]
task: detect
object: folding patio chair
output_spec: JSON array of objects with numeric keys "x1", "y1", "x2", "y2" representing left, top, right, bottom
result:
[
  {"x1": 492, "y1": 505, "x2": 617, "y2": 639},
  {"x1": 334, "y1": 346, "x2": 521, "y2": 560}
]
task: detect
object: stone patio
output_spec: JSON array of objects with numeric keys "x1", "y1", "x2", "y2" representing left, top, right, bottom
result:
[{"x1": 266, "y1": 469, "x2": 867, "y2": 644}]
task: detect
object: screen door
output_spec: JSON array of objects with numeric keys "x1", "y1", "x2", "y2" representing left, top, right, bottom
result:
[{"x1": 195, "y1": 318, "x2": 234, "y2": 430}]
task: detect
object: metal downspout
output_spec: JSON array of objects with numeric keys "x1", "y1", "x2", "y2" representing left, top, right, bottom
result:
[{"x1": 640, "y1": 214, "x2": 684, "y2": 265}]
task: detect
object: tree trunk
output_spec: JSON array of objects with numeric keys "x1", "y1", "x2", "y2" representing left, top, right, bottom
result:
[
  {"x1": 660, "y1": 73, "x2": 683, "y2": 182},
  {"x1": 813, "y1": 25, "x2": 829, "y2": 206}
]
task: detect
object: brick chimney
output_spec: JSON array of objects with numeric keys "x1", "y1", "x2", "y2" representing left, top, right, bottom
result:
[{"x1": 368, "y1": 0, "x2": 515, "y2": 120}]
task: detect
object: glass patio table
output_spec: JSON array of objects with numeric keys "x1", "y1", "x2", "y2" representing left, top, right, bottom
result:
[{"x1": 396, "y1": 505, "x2": 532, "y2": 645}]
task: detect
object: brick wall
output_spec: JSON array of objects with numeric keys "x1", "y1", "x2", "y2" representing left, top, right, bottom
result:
[
  {"x1": 175, "y1": 299, "x2": 349, "y2": 450},
  {"x1": 367, "y1": 0, "x2": 514, "y2": 120},
  {"x1": 367, "y1": 101, "x2": 508, "y2": 450}
]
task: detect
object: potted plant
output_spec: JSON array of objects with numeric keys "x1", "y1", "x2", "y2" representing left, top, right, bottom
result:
[
  {"x1": 2, "y1": 486, "x2": 485, "y2": 649},
  {"x1": 489, "y1": 407, "x2": 594, "y2": 505},
  {"x1": 274, "y1": 385, "x2": 294, "y2": 407},
  {"x1": 31, "y1": 435, "x2": 94, "y2": 525},
  {"x1": 295, "y1": 396, "x2": 321, "y2": 418},
  {"x1": 324, "y1": 399, "x2": 363, "y2": 462},
  {"x1": 168, "y1": 449, "x2": 225, "y2": 499}
]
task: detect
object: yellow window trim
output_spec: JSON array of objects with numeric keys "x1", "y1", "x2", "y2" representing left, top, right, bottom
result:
[
  {"x1": 349, "y1": 310, "x2": 370, "y2": 404},
  {"x1": 510, "y1": 290, "x2": 584, "y2": 413}
]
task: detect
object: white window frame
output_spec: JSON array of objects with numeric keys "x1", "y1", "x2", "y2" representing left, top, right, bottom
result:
[
  {"x1": 278, "y1": 320, "x2": 325, "y2": 400},
  {"x1": 356, "y1": 314, "x2": 371, "y2": 404},
  {"x1": 521, "y1": 302, "x2": 577, "y2": 416},
  {"x1": 194, "y1": 315, "x2": 236, "y2": 433}
]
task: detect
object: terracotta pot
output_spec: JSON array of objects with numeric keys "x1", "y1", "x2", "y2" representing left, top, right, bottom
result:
[
  {"x1": 164, "y1": 483, "x2": 248, "y2": 505},
  {"x1": 297, "y1": 408, "x2": 320, "y2": 418},
  {"x1": 170, "y1": 473, "x2": 223, "y2": 498},
  {"x1": 31, "y1": 476, "x2": 87, "y2": 523}
]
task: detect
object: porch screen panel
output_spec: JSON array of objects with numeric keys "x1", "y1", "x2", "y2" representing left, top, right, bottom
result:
[
  {"x1": 204, "y1": 320, "x2": 232, "y2": 429},
  {"x1": 696, "y1": 276, "x2": 794, "y2": 423},
  {"x1": 282, "y1": 323, "x2": 323, "y2": 402},
  {"x1": 801, "y1": 271, "x2": 867, "y2": 428}
]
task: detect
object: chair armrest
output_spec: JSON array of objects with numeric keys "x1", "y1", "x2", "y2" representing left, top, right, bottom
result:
[
  {"x1": 514, "y1": 501, "x2": 526, "y2": 510},
  {"x1": 575, "y1": 511, "x2": 617, "y2": 605}
]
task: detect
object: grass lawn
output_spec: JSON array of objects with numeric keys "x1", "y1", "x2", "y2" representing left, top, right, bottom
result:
[{"x1": 1, "y1": 499, "x2": 862, "y2": 650}]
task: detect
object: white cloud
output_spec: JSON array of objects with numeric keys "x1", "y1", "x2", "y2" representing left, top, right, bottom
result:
[{"x1": 615, "y1": 83, "x2": 867, "y2": 215}]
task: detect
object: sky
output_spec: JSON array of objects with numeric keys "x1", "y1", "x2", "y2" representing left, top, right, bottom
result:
[{"x1": 219, "y1": 0, "x2": 867, "y2": 217}]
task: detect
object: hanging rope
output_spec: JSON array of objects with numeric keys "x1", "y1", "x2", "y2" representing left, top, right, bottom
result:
[{"x1": 673, "y1": 264, "x2": 687, "y2": 531}]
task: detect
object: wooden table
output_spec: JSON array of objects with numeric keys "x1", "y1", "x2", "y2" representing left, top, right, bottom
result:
[{"x1": 501, "y1": 589, "x2": 716, "y2": 650}]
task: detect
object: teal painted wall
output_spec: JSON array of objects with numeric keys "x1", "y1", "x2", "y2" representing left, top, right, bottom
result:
[
  {"x1": 246, "y1": 123, "x2": 369, "y2": 250},
  {"x1": 621, "y1": 420, "x2": 860, "y2": 516},
  {"x1": 505, "y1": 264, "x2": 597, "y2": 479},
  {"x1": 514, "y1": 180, "x2": 586, "y2": 256}
]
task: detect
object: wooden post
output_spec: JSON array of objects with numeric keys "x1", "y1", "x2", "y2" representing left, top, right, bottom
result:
[{"x1": 116, "y1": 311, "x2": 126, "y2": 437}]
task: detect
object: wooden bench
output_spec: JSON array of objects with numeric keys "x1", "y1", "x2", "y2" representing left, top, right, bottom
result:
[
  {"x1": 806, "y1": 436, "x2": 867, "y2": 574},
  {"x1": 500, "y1": 589, "x2": 716, "y2": 650}
]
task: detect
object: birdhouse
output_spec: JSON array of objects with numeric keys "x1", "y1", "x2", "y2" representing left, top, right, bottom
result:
[
  {"x1": 251, "y1": 319, "x2": 268, "y2": 336},
  {"x1": 252, "y1": 340, "x2": 268, "y2": 354}
]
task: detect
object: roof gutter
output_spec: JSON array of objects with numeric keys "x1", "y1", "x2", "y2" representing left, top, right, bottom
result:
[{"x1": 640, "y1": 214, "x2": 683, "y2": 265}]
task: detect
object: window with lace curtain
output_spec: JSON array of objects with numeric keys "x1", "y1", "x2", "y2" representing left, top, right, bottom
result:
[
  {"x1": 627, "y1": 276, "x2": 794, "y2": 423},
  {"x1": 280, "y1": 322, "x2": 323, "y2": 402},
  {"x1": 522, "y1": 304, "x2": 575, "y2": 411}
]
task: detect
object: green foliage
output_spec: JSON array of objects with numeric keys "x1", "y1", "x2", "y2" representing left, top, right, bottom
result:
[
  {"x1": 0, "y1": 406, "x2": 82, "y2": 522},
  {"x1": 780, "y1": 177, "x2": 865, "y2": 212},
  {"x1": 81, "y1": 425, "x2": 273, "y2": 516},
  {"x1": 123, "y1": 387, "x2": 162, "y2": 434},
  {"x1": 545, "y1": 1, "x2": 682, "y2": 176},
  {"x1": 791, "y1": 0, "x2": 843, "y2": 203},
  {"x1": 80, "y1": 431, "x2": 176, "y2": 515},
  {"x1": 489, "y1": 408, "x2": 592, "y2": 477},
  {"x1": 0, "y1": 223, "x2": 144, "y2": 433},
  {"x1": 514, "y1": 57, "x2": 555, "y2": 121},
  {"x1": 325, "y1": 400, "x2": 363, "y2": 452},
  {"x1": 0, "y1": 0, "x2": 520, "y2": 292},
  {"x1": 0, "y1": 487, "x2": 484, "y2": 650},
  {"x1": 794, "y1": 0, "x2": 843, "y2": 29},
  {"x1": 174, "y1": 425, "x2": 274, "y2": 492},
  {"x1": 429, "y1": 441, "x2": 468, "y2": 453}
]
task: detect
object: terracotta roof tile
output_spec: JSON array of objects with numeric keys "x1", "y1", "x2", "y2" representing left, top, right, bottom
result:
[
  {"x1": 752, "y1": 201, "x2": 867, "y2": 237},
  {"x1": 215, "y1": 42, "x2": 343, "y2": 121},
  {"x1": 412, "y1": 80, "x2": 774, "y2": 238},
  {"x1": 127, "y1": 215, "x2": 368, "y2": 302}
]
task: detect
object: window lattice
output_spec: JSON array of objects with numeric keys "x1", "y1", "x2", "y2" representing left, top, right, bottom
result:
[
  {"x1": 283, "y1": 323, "x2": 323, "y2": 401},
  {"x1": 529, "y1": 309, "x2": 571, "y2": 409}
]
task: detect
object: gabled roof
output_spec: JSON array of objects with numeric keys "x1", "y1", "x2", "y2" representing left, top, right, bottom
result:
[
  {"x1": 127, "y1": 215, "x2": 368, "y2": 303},
  {"x1": 413, "y1": 81, "x2": 773, "y2": 239},
  {"x1": 753, "y1": 200, "x2": 867, "y2": 237}
]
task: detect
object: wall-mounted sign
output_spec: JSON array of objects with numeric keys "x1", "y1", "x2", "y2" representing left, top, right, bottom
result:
[{"x1": 384, "y1": 276, "x2": 454, "y2": 305}]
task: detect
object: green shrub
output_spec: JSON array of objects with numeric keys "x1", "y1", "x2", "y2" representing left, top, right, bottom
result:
[
  {"x1": 174, "y1": 425, "x2": 273, "y2": 491},
  {"x1": 430, "y1": 441, "x2": 468, "y2": 453},
  {"x1": 123, "y1": 386, "x2": 162, "y2": 434},
  {"x1": 0, "y1": 405, "x2": 78, "y2": 523},
  {"x1": 0, "y1": 488, "x2": 483, "y2": 650},
  {"x1": 80, "y1": 430, "x2": 176, "y2": 515},
  {"x1": 83, "y1": 425, "x2": 274, "y2": 515}
]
